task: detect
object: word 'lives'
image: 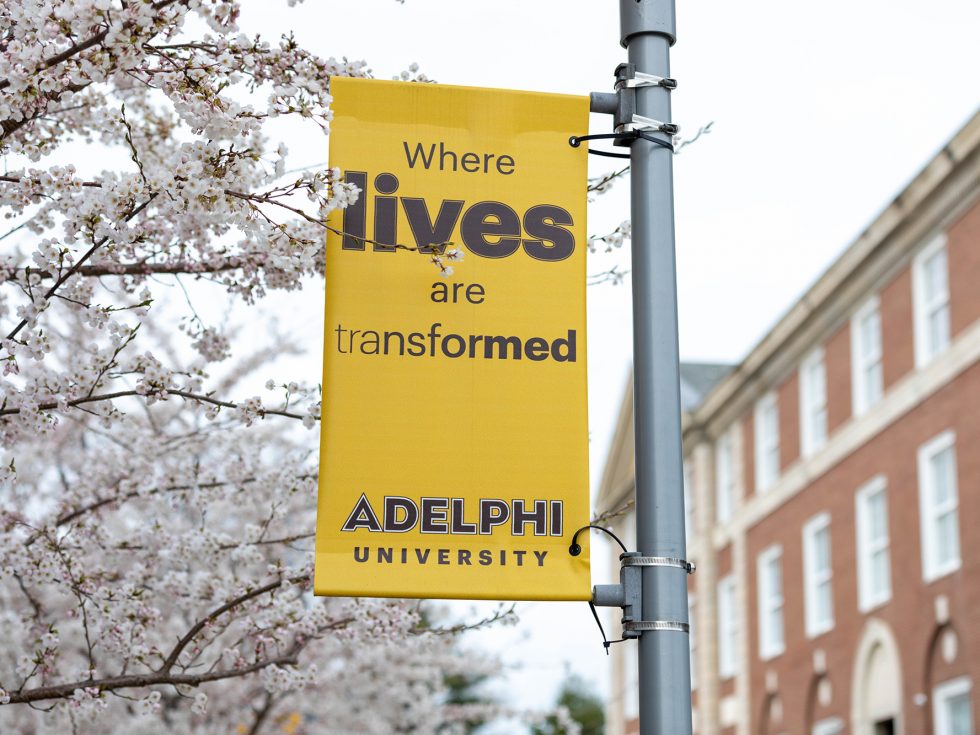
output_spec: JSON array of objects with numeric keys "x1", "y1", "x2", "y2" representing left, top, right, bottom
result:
[{"x1": 340, "y1": 142, "x2": 577, "y2": 261}]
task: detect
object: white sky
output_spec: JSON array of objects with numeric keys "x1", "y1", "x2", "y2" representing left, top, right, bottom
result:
[{"x1": 245, "y1": 0, "x2": 980, "y2": 728}]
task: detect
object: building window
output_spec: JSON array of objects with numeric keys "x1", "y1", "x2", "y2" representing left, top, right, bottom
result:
[
  {"x1": 912, "y1": 234, "x2": 951, "y2": 368},
  {"x1": 754, "y1": 392, "x2": 780, "y2": 492},
  {"x1": 803, "y1": 513, "x2": 834, "y2": 637},
  {"x1": 851, "y1": 296, "x2": 884, "y2": 416},
  {"x1": 918, "y1": 430, "x2": 960, "y2": 581},
  {"x1": 800, "y1": 348, "x2": 828, "y2": 457},
  {"x1": 717, "y1": 575, "x2": 737, "y2": 679},
  {"x1": 813, "y1": 718, "x2": 844, "y2": 735},
  {"x1": 856, "y1": 475, "x2": 891, "y2": 611},
  {"x1": 757, "y1": 544, "x2": 784, "y2": 659},
  {"x1": 715, "y1": 429, "x2": 735, "y2": 523},
  {"x1": 933, "y1": 676, "x2": 973, "y2": 735}
]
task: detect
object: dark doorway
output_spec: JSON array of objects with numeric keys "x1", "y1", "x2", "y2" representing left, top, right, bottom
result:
[{"x1": 874, "y1": 719, "x2": 895, "y2": 735}]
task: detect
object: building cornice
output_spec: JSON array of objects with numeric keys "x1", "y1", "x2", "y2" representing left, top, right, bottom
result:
[
  {"x1": 597, "y1": 112, "x2": 980, "y2": 515},
  {"x1": 688, "y1": 111, "x2": 980, "y2": 439}
]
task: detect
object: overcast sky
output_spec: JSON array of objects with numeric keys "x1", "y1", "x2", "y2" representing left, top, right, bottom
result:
[{"x1": 243, "y1": 0, "x2": 980, "y2": 727}]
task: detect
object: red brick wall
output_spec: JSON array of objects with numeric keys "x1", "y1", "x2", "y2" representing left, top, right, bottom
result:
[
  {"x1": 778, "y1": 375, "x2": 799, "y2": 471},
  {"x1": 745, "y1": 360, "x2": 980, "y2": 734},
  {"x1": 717, "y1": 544, "x2": 736, "y2": 699},
  {"x1": 742, "y1": 414, "x2": 756, "y2": 496},
  {"x1": 948, "y1": 200, "x2": 980, "y2": 338},
  {"x1": 825, "y1": 322, "x2": 852, "y2": 433},
  {"x1": 688, "y1": 201, "x2": 979, "y2": 735},
  {"x1": 719, "y1": 676, "x2": 736, "y2": 699},
  {"x1": 881, "y1": 266, "x2": 915, "y2": 390},
  {"x1": 717, "y1": 543, "x2": 733, "y2": 578}
]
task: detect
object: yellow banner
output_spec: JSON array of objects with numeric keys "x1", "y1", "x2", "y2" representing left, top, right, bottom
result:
[{"x1": 315, "y1": 78, "x2": 590, "y2": 601}]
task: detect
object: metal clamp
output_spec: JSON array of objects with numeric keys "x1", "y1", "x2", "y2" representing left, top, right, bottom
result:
[
  {"x1": 616, "y1": 71, "x2": 677, "y2": 91},
  {"x1": 600, "y1": 63, "x2": 680, "y2": 144},
  {"x1": 592, "y1": 551, "x2": 694, "y2": 641},
  {"x1": 624, "y1": 620, "x2": 690, "y2": 634},
  {"x1": 620, "y1": 555, "x2": 696, "y2": 574},
  {"x1": 617, "y1": 114, "x2": 680, "y2": 137}
]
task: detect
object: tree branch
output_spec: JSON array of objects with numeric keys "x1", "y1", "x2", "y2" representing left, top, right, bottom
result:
[
  {"x1": 4, "y1": 193, "x2": 158, "y2": 341},
  {"x1": 0, "y1": 0, "x2": 185, "y2": 93},
  {"x1": 0, "y1": 174, "x2": 433, "y2": 270},
  {"x1": 159, "y1": 575, "x2": 304, "y2": 674},
  {"x1": 1, "y1": 574, "x2": 357, "y2": 707},
  {"x1": 591, "y1": 499, "x2": 634, "y2": 525},
  {"x1": 246, "y1": 692, "x2": 278, "y2": 735},
  {"x1": 0, "y1": 174, "x2": 102, "y2": 188},
  {"x1": 0, "y1": 84, "x2": 90, "y2": 142},
  {"x1": 29, "y1": 474, "x2": 315, "y2": 548},
  {"x1": 2, "y1": 258, "x2": 252, "y2": 284},
  {"x1": 0, "y1": 389, "x2": 310, "y2": 421},
  {"x1": 414, "y1": 604, "x2": 517, "y2": 636},
  {"x1": 3, "y1": 652, "x2": 299, "y2": 706}
]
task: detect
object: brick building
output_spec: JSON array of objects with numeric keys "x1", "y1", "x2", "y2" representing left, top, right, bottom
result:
[{"x1": 597, "y1": 111, "x2": 980, "y2": 735}]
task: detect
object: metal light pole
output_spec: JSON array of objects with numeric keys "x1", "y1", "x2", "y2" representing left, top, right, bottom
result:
[
  {"x1": 585, "y1": 2, "x2": 690, "y2": 731},
  {"x1": 622, "y1": 1, "x2": 692, "y2": 733}
]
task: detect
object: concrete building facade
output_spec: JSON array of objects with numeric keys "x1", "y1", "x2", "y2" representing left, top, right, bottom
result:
[{"x1": 597, "y1": 112, "x2": 980, "y2": 735}]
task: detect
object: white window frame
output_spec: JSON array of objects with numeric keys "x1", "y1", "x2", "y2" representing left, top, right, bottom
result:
[
  {"x1": 918, "y1": 430, "x2": 961, "y2": 582},
  {"x1": 757, "y1": 544, "x2": 784, "y2": 660},
  {"x1": 933, "y1": 676, "x2": 973, "y2": 735},
  {"x1": 851, "y1": 295, "x2": 884, "y2": 417},
  {"x1": 715, "y1": 429, "x2": 735, "y2": 523},
  {"x1": 717, "y1": 575, "x2": 737, "y2": 679},
  {"x1": 800, "y1": 348, "x2": 828, "y2": 457},
  {"x1": 754, "y1": 392, "x2": 780, "y2": 493},
  {"x1": 855, "y1": 475, "x2": 891, "y2": 612},
  {"x1": 803, "y1": 512, "x2": 834, "y2": 637},
  {"x1": 812, "y1": 717, "x2": 844, "y2": 735},
  {"x1": 912, "y1": 233, "x2": 951, "y2": 368}
]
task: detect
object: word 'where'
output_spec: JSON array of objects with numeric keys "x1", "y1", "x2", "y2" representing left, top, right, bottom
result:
[{"x1": 403, "y1": 141, "x2": 515, "y2": 175}]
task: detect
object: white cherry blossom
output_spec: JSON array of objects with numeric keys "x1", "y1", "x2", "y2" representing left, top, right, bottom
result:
[{"x1": 0, "y1": 2, "x2": 525, "y2": 733}]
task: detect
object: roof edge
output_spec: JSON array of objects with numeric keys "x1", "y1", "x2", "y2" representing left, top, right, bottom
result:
[{"x1": 691, "y1": 109, "x2": 980, "y2": 431}]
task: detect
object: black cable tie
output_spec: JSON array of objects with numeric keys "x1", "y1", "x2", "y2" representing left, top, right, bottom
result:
[
  {"x1": 585, "y1": 148, "x2": 632, "y2": 159},
  {"x1": 588, "y1": 601, "x2": 610, "y2": 654},
  {"x1": 588, "y1": 601, "x2": 627, "y2": 655},
  {"x1": 571, "y1": 525, "x2": 633, "y2": 653},
  {"x1": 569, "y1": 130, "x2": 674, "y2": 159},
  {"x1": 568, "y1": 523, "x2": 629, "y2": 556}
]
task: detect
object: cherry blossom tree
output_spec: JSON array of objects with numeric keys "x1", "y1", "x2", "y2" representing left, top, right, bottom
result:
[{"x1": 0, "y1": 1, "x2": 524, "y2": 732}]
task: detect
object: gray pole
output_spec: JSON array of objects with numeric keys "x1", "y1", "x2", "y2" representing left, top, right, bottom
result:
[{"x1": 620, "y1": 1, "x2": 693, "y2": 734}]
